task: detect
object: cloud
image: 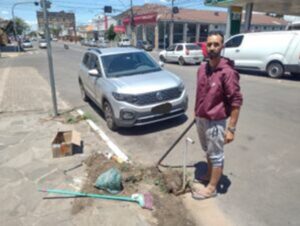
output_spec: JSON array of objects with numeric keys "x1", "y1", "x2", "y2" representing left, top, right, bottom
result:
[
  {"x1": 0, "y1": 10, "x2": 10, "y2": 19},
  {"x1": 25, "y1": 20, "x2": 38, "y2": 30},
  {"x1": 25, "y1": 20, "x2": 37, "y2": 25},
  {"x1": 1, "y1": 10, "x2": 9, "y2": 15}
]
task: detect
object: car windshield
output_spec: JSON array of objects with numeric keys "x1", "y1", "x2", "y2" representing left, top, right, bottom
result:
[
  {"x1": 123, "y1": 39, "x2": 129, "y2": 41},
  {"x1": 101, "y1": 52, "x2": 161, "y2": 78},
  {"x1": 186, "y1": 44, "x2": 200, "y2": 50},
  {"x1": 39, "y1": 39, "x2": 46, "y2": 42}
]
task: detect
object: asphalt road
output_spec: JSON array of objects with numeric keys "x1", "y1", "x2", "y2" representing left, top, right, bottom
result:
[{"x1": 9, "y1": 42, "x2": 300, "y2": 226}]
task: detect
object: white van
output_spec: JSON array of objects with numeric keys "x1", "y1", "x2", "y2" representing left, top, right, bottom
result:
[
  {"x1": 286, "y1": 21, "x2": 300, "y2": 31},
  {"x1": 223, "y1": 31, "x2": 300, "y2": 78}
]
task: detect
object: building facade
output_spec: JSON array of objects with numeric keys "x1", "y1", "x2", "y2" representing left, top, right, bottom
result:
[
  {"x1": 115, "y1": 4, "x2": 288, "y2": 49},
  {"x1": 37, "y1": 11, "x2": 76, "y2": 37}
]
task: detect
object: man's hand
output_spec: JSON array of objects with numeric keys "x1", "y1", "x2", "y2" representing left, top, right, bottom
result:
[{"x1": 224, "y1": 130, "x2": 234, "y2": 144}]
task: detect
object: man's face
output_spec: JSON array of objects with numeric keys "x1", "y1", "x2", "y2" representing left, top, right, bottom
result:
[{"x1": 206, "y1": 35, "x2": 223, "y2": 59}]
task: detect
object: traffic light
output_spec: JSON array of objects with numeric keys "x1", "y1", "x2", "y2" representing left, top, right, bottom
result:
[
  {"x1": 173, "y1": 6, "x2": 179, "y2": 14},
  {"x1": 104, "y1": 6, "x2": 112, "y2": 13}
]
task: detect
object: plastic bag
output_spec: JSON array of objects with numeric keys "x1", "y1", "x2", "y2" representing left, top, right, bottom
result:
[{"x1": 95, "y1": 168, "x2": 123, "y2": 194}]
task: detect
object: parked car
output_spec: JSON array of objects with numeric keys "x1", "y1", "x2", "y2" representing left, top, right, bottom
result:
[
  {"x1": 22, "y1": 40, "x2": 33, "y2": 48},
  {"x1": 223, "y1": 31, "x2": 300, "y2": 78},
  {"x1": 95, "y1": 40, "x2": 109, "y2": 48},
  {"x1": 195, "y1": 42, "x2": 208, "y2": 58},
  {"x1": 118, "y1": 38, "x2": 131, "y2": 47},
  {"x1": 159, "y1": 43, "x2": 204, "y2": 65},
  {"x1": 78, "y1": 47, "x2": 188, "y2": 130},
  {"x1": 136, "y1": 40, "x2": 153, "y2": 51},
  {"x1": 39, "y1": 39, "x2": 47, "y2": 48}
]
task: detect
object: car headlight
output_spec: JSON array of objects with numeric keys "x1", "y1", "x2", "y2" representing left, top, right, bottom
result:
[
  {"x1": 178, "y1": 82, "x2": 185, "y2": 93},
  {"x1": 112, "y1": 92, "x2": 138, "y2": 104}
]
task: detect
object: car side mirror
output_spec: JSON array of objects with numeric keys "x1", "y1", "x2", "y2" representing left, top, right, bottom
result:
[
  {"x1": 159, "y1": 61, "x2": 164, "y2": 67},
  {"x1": 88, "y1": 69, "x2": 100, "y2": 77}
]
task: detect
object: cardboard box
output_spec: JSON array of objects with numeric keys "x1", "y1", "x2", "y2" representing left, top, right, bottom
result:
[{"x1": 51, "y1": 130, "x2": 82, "y2": 158}]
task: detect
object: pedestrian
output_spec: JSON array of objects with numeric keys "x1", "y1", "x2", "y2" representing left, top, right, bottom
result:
[{"x1": 193, "y1": 30, "x2": 243, "y2": 200}]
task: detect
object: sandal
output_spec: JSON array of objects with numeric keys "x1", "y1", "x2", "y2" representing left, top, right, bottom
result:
[
  {"x1": 193, "y1": 177, "x2": 210, "y2": 184},
  {"x1": 192, "y1": 189, "x2": 217, "y2": 200}
]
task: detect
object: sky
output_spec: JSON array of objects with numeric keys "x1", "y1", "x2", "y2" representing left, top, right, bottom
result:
[
  {"x1": 0, "y1": 0, "x2": 225, "y2": 30},
  {"x1": 1, "y1": 0, "x2": 300, "y2": 31}
]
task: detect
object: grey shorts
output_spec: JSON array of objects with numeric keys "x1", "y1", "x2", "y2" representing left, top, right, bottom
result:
[{"x1": 196, "y1": 117, "x2": 226, "y2": 167}]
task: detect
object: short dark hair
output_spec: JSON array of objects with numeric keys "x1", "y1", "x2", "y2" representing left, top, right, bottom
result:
[{"x1": 207, "y1": 30, "x2": 224, "y2": 43}]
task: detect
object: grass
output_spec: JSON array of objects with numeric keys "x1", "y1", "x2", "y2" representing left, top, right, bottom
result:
[{"x1": 63, "y1": 111, "x2": 94, "y2": 124}]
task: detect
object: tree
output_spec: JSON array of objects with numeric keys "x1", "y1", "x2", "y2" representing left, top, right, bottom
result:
[
  {"x1": 15, "y1": 17, "x2": 30, "y2": 35},
  {"x1": 28, "y1": 31, "x2": 37, "y2": 37},
  {"x1": 105, "y1": 24, "x2": 116, "y2": 41},
  {"x1": 50, "y1": 26, "x2": 62, "y2": 37}
]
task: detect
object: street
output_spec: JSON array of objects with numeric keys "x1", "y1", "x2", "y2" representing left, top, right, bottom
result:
[{"x1": 1, "y1": 42, "x2": 300, "y2": 226}]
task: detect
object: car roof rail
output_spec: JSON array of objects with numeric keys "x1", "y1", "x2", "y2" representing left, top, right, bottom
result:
[{"x1": 88, "y1": 48, "x2": 102, "y2": 54}]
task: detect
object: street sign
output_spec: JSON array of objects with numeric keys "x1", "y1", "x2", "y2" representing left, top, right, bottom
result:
[
  {"x1": 205, "y1": 0, "x2": 234, "y2": 5},
  {"x1": 230, "y1": 6, "x2": 242, "y2": 36},
  {"x1": 173, "y1": 6, "x2": 179, "y2": 14},
  {"x1": 104, "y1": 6, "x2": 112, "y2": 13}
]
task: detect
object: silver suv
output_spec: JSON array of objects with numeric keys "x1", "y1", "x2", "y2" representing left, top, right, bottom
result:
[{"x1": 78, "y1": 47, "x2": 188, "y2": 130}]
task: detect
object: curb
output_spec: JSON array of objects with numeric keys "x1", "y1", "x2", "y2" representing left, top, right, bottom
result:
[{"x1": 76, "y1": 109, "x2": 129, "y2": 163}]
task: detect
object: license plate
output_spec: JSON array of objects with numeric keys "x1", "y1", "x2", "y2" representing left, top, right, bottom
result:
[
  {"x1": 151, "y1": 103, "x2": 172, "y2": 114},
  {"x1": 193, "y1": 57, "x2": 199, "y2": 60}
]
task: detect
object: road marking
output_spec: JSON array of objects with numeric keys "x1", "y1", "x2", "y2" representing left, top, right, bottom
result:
[{"x1": 77, "y1": 109, "x2": 129, "y2": 162}]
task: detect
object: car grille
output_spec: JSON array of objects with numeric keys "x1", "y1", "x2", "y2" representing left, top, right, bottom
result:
[{"x1": 135, "y1": 87, "x2": 182, "y2": 106}]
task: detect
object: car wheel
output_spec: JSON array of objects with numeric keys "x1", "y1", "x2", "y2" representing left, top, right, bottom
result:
[
  {"x1": 267, "y1": 61, "x2": 284, "y2": 78},
  {"x1": 179, "y1": 57, "x2": 185, "y2": 66},
  {"x1": 79, "y1": 81, "x2": 88, "y2": 101},
  {"x1": 104, "y1": 101, "x2": 117, "y2": 131},
  {"x1": 159, "y1": 55, "x2": 166, "y2": 62}
]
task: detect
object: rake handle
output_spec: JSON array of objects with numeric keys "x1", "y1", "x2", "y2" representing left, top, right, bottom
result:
[{"x1": 39, "y1": 188, "x2": 136, "y2": 203}]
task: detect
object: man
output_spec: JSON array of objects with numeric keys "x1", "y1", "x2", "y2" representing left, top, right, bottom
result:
[{"x1": 193, "y1": 31, "x2": 243, "y2": 200}]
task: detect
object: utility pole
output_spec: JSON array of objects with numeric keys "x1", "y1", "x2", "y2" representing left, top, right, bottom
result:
[
  {"x1": 171, "y1": 0, "x2": 174, "y2": 22},
  {"x1": 11, "y1": 1, "x2": 39, "y2": 52},
  {"x1": 163, "y1": 21, "x2": 166, "y2": 50},
  {"x1": 169, "y1": 0, "x2": 175, "y2": 46},
  {"x1": 130, "y1": 0, "x2": 135, "y2": 46},
  {"x1": 11, "y1": 5, "x2": 19, "y2": 52},
  {"x1": 41, "y1": 0, "x2": 58, "y2": 116}
]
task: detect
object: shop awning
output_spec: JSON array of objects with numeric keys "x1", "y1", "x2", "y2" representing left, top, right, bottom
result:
[
  {"x1": 123, "y1": 13, "x2": 157, "y2": 25},
  {"x1": 114, "y1": 25, "x2": 126, "y2": 33}
]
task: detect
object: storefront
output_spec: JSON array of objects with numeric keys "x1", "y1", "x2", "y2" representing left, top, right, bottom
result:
[{"x1": 116, "y1": 4, "x2": 287, "y2": 49}]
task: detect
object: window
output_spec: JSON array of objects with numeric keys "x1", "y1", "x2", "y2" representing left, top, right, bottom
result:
[
  {"x1": 185, "y1": 44, "x2": 200, "y2": 50},
  {"x1": 225, "y1": 35, "x2": 244, "y2": 48},
  {"x1": 176, "y1": 45, "x2": 183, "y2": 51},
  {"x1": 167, "y1": 45, "x2": 175, "y2": 51},
  {"x1": 101, "y1": 52, "x2": 161, "y2": 78},
  {"x1": 82, "y1": 53, "x2": 90, "y2": 67}
]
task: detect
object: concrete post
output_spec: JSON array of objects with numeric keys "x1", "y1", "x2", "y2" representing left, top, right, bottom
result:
[
  {"x1": 244, "y1": 2, "x2": 253, "y2": 32},
  {"x1": 142, "y1": 25, "x2": 147, "y2": 41},
  {"x1": 154, "y1": 23, "x2": 159, "y2": 50},
  {"x1": 196, "y1": 24, "x2": 200, "y2": 42},
  {"x1": 225, "y1": 7, "x2": 232, "y2": 40},
  {"x1": 169, "y1": 22, "x2": 174, "y2": 46},
  {"x1": 42, "y1": 0, "x2": 58, "y2": 116},
  {"x1": 183, "y1": 23, "x2": 188, "y2": 43}
]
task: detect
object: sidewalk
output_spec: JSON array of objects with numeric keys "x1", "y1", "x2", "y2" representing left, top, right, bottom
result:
[
  {"x1": 0, "y1": 56, "x2": 151, "y2": 226},
  {"x1": 0, "y1": 54, "x2": 234, "y2": 226}
]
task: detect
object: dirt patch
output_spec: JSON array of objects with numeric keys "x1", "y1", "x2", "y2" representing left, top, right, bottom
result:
[{"x1": 71, "y1": 153, "x2": 196, "y2": 225}]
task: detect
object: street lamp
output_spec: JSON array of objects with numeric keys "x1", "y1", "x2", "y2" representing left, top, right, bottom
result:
[{"x1": 12, "y1": 1, "x2": 39, "y2": 52}]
